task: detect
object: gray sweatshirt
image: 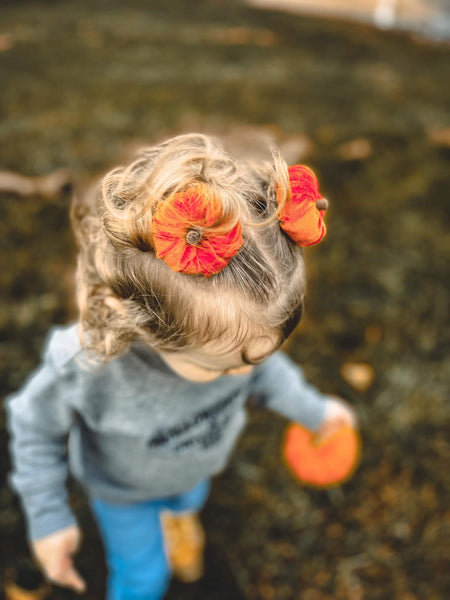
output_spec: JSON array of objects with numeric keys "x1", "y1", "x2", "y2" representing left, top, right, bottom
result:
[{"x1": 6, "y1": 323, "x2": 327, "y2": 542}]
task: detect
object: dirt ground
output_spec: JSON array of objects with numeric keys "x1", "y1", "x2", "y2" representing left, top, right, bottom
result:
[{"x1": 0, "y1": 0, "x2": 449, "y2": 599}]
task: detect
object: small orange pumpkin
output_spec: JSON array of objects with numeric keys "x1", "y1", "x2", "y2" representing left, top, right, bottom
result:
[{"x1": 283, "y1": 423, "x2": 361, "y2": 488}]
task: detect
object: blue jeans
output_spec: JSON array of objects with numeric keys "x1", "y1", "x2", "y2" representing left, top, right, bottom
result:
[{"x1": 89, "y1": 480, "x2": 210, "y2": 600}]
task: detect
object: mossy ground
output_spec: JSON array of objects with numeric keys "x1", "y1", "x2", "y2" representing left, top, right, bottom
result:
[{"x1": 0, "y1": 1, "x2": 449, "y2": 598}]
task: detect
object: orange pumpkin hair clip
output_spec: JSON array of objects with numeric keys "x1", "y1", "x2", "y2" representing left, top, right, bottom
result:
[
  {"x1": 151, "y1": 165, "x2": 327, "y2": 276},
  {"x1": 151, "y1": 183, "x2": 243, "y2": 278},
  {"x1": 277, "y1": 165, "x2": 327, "y2": 247}
]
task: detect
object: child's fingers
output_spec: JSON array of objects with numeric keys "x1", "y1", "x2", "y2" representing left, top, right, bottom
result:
[
  {"x1": 315, "y1": 420, "x2": 344, "y2": 444},
  {"x1": 327, "y1": 396, "x2": 358, "y2": 427},
  {"x1": 61, "y1": 566, "x2": 86, "y2": 594},
  {"x1": 45, "y1": 556, "x2": 86, "y2": 593},
  {"x1": 336, "y1": 407, "x2": 356, "y2": 428},
  {"x1": 315, "y1": 397, "x2": 358, "y2": 443}
]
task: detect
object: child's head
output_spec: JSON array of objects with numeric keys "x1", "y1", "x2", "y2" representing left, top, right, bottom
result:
[{"x1": 71, "y1": 133, "x2": 325, "y2": 379}]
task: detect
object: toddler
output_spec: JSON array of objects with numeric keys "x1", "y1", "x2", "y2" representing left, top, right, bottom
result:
[{"x1": 6, "y1": 133, "x2": 356, "y2": 600}]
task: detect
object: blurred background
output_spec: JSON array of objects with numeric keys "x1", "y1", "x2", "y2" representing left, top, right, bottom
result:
[{"x1": 0, "y1": 0, "x2": 449, "y2": 598}]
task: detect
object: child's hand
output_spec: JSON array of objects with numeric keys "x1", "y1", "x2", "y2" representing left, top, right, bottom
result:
[
  {"x1": 31, "y1": 525, "x2": 86, "y2": 594},
  {"x1": 316, "y1": 396, "x2": 358, "y2": 443}
]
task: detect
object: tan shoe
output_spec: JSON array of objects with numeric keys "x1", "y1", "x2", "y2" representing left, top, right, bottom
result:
[
  {"x1": 160, "y1": 511, "x2": 205, "y2": 583},
  {"x1": 4, "y1": 561, "x2": 50, "y2": 600},
  {"x1": 4, "y1": 581, "x2": 50, "y2": 600}
]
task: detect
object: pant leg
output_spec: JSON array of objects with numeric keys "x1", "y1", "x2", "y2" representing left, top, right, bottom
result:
[{"x1": 90, "y1": 497, "x2": 170, "y2": 600}]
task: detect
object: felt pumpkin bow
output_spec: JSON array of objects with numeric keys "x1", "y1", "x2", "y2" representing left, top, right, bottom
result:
[
  {"x1": 277, "y1": 164, "x2": 327, "y2": 247},
  {"x1": 151, "y1": 183, "x2": 243, "y2": 278},
  {"x1": 151, "y1": 164, "x2": 328, "y2": 276}
]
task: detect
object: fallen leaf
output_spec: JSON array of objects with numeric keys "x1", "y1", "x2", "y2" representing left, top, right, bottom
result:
[
  {"x1": 364, "y1": 325, "x2": 382, "y2": 345},
  {"x1": 0, "y1": 34, "x2": 13, "y2": 52},
  {"x1": 427, "y1": 127, "x2": 450, "y2": 148},
  {"x1": 340, "y1": 362, "x2": 375, "y2": 391},
  {"x1": 338, "y1": 138, "x2": 373, "y2": 161}
]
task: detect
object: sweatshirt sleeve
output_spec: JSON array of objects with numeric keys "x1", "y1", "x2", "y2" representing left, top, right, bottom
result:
[
  {"x1": 5, "y1": 331, "x2": 78, "y2": 542},
  {"x1": 247, "y1": 351, "x2": 327, "y2": 431}
]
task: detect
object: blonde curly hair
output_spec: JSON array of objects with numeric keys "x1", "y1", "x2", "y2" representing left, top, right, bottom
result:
[{"x1": 71, "y1": 133, "x2": 306, "y2": 365}]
